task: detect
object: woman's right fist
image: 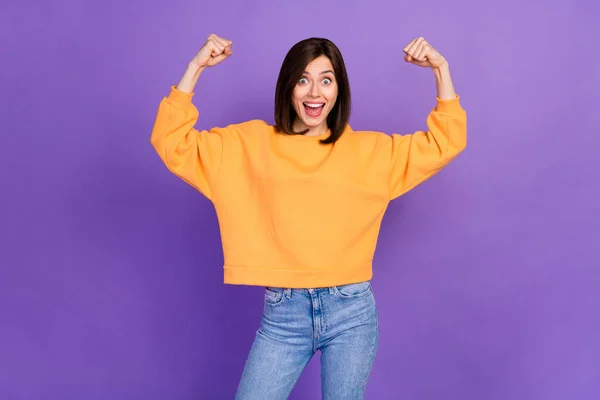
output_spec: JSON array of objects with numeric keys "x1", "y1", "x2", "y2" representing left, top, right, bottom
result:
[{"x1": 190, "y1": 34, "x2": 232, "y2": 70}]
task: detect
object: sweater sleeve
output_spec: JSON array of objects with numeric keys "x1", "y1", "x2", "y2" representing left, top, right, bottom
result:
[
  {"x1": 383, "y1": 95, "x2": 467, "y2": 200},
  {"x1": 150, "y1": 86, "x2": 226, "y2": 200}
]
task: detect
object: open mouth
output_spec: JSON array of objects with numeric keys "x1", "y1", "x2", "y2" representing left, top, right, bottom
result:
[{"x1": 303, "y1": 102, "x2": 325, "y2": 118}]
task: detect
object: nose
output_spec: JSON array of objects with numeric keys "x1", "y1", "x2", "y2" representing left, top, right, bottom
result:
[{"x1": 309, "y1": 81, "x2": 320, "y2": 97}]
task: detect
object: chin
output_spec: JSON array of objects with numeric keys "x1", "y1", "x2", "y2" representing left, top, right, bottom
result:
[
  {"x1": 300, "y1": 109, "x2": 329, "y2": 127},
  {"x1": 303, "y1": 118, "x2": 325, "y2": 128}
]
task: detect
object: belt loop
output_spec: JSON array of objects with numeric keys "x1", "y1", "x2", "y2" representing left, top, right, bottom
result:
[
  {"x1": 329, "y1": 287, "x2": 334, "y2": 294},
  {"x1": 285, "y1": 288, "x2": 291, "y2": 298}
]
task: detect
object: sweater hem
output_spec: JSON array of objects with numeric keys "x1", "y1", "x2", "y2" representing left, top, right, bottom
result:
[{"x1": 223, "y1": 261, "x2": 373, "y2": 288}]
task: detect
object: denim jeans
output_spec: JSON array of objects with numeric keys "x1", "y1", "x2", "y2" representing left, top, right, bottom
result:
[{"x1": 235, "y1": 280, "x2": 378, "y2": 399}]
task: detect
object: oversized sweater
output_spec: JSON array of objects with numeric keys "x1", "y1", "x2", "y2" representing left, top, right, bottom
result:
[{"x1": 150, "y1": 86, "x2": 467, "y2": 288}]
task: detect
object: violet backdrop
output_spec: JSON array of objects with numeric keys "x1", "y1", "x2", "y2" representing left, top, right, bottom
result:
[{"x1": 1, "y1": 0, "x2": 599, "y2": 399}]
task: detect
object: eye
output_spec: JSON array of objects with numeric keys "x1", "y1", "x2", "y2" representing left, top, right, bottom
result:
[
  {"x1": 298, "y1": 77, "x2": 308, "y2": 85},
  {"x1": 322, "y1": 77, "x2": 332, "y2": 85}
]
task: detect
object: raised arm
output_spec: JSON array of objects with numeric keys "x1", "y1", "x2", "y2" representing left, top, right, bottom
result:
[
  {"x1": 150, "y1": 34, "x2": 233, "y2": 200},
  {"x1": 402, "y1": 37, "x2": 457, "y2": 100},
  {"x1": 386, "y1": 37, "x2": 467, "y2": 200},
  {"x1": 175, "y1": 34, "x2": 232, "y2": 94}
]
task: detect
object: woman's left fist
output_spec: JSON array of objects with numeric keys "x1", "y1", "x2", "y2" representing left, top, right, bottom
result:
[{"x1": 403, "y1": 37, "x2": 447, "y2": 69}]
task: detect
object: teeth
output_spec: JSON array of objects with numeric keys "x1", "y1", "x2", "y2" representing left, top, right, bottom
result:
[{"x1": 305, "y1": 103, "x2": 324, "y2": 108}]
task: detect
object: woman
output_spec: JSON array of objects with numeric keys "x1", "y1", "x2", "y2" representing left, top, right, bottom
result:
[{"x1": 150, "y1": 34, "x2": 466, "y2": 399}]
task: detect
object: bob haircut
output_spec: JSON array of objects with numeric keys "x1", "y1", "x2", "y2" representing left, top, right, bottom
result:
[{"x1": 274, "y1": 37, "x2": 351, "y2": 145}]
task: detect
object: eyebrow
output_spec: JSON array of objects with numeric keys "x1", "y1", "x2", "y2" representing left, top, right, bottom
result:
[{"x1": 302, "y1": 70, "x2": 334, "y2": 75}]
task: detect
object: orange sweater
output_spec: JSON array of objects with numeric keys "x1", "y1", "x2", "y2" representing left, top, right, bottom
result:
[{"x1": 150, "y1": 86, "x2": 467, "y2": 288}]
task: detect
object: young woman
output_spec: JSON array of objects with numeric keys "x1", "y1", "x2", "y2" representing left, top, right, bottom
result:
[{"x1": 151, "y1": 34, "x2": 466, "y2": 399}]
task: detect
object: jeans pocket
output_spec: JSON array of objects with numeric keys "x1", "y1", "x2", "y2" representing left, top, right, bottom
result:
[
  {"x1": 264, "y1": 287, "x2": 286, "y2": 306},
  {"x1": 333, "y1": 281, "x2": 372, "y2": 299}
]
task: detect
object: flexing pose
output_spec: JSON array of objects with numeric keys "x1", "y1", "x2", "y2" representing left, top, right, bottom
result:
[{"x1": 150, "y1": 34, "x2": 467, "y2": 399}]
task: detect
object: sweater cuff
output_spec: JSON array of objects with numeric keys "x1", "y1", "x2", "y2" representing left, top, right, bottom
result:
[
  {"x1": 435, "y1": 94, "x2": 463, "y2": 114},
  {"x1": 167, "y1": 85, "x2": 194, "y2": 105}
]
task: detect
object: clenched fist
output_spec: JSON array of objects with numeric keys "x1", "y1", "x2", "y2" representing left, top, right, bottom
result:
[
  {"x1": 403, "y1": 37, "x2": 447, "y2": 69},
  {"x1": 190, "y1": 34, "x2": 233, "y2": 70}
]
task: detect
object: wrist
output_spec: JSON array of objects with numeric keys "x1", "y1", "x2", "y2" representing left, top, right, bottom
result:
[
  {"x1": 432, "y1": 61, "x2": 456, "y2": 100},
  {"x1": 185, "y1": 63, "x2": 206, "y2": 83},
  {"x1": 176, "y1": 65, "x2": 205, "y2": 94},
  {"x1": 432, "y1": 61, "x2": 450, "y2": 78},
  {"x1": 187, "y1": 62, "x2": 206, "y2": 75}
]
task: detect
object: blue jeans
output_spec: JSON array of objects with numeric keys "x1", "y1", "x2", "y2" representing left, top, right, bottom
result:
[{"x1": 235, "y1": 280, "x2": 379, "y2": 399}]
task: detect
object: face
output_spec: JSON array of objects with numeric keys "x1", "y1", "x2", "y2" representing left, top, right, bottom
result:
[{"x1": 292, "y1": 56, "x2": 338, "y2": 136}]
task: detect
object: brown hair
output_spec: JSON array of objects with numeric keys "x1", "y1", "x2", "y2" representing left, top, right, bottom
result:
[{"x1": 274, "y1": 38, "x2": 351, "y2": 144}]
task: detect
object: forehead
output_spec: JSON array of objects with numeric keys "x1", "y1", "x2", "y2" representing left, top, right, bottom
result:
[{"x1": 303, "y1": 56, "x2": 334, "y2": 73}]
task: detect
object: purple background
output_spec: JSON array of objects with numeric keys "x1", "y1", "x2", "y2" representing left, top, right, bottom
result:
[{"x1": 2, "y1": 0, "x2": 599, "y2": 399}]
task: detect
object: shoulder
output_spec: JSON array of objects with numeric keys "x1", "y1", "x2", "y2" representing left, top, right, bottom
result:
[
  {"x1": 210, "y1": 119, "x2": 275, "y2": 150},
  {"x1": 221, "y1": 119, "x2": 274, "y2": 134},
  {"x1": 340, "y1": 126, "x2": 401, "y2": 159},
  {"x1": 210, "y1": 119, "x2": 274, "y2": 139},
  {"x1": 343, "y1": 125, "x2": 391, "y2": 146}
]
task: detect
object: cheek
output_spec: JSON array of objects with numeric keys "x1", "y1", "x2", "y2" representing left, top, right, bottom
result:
[
  {"x1": 292, "y1": 86, "x2": 307, "y2": 102},
  {"x1": 325, "y1": 86, "x2": 338, "y2": 105},
  {"x1": 291, "y1": 88, "x2": 303, "y2": 112}
]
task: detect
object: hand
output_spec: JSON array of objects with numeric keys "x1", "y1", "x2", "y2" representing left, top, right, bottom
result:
[
  {"x1": 189, "y1": 34, "x2": 232, "y2": 70},
  {"x1": 403, "y1": 37, "x2": 447, "y2": 69}
]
